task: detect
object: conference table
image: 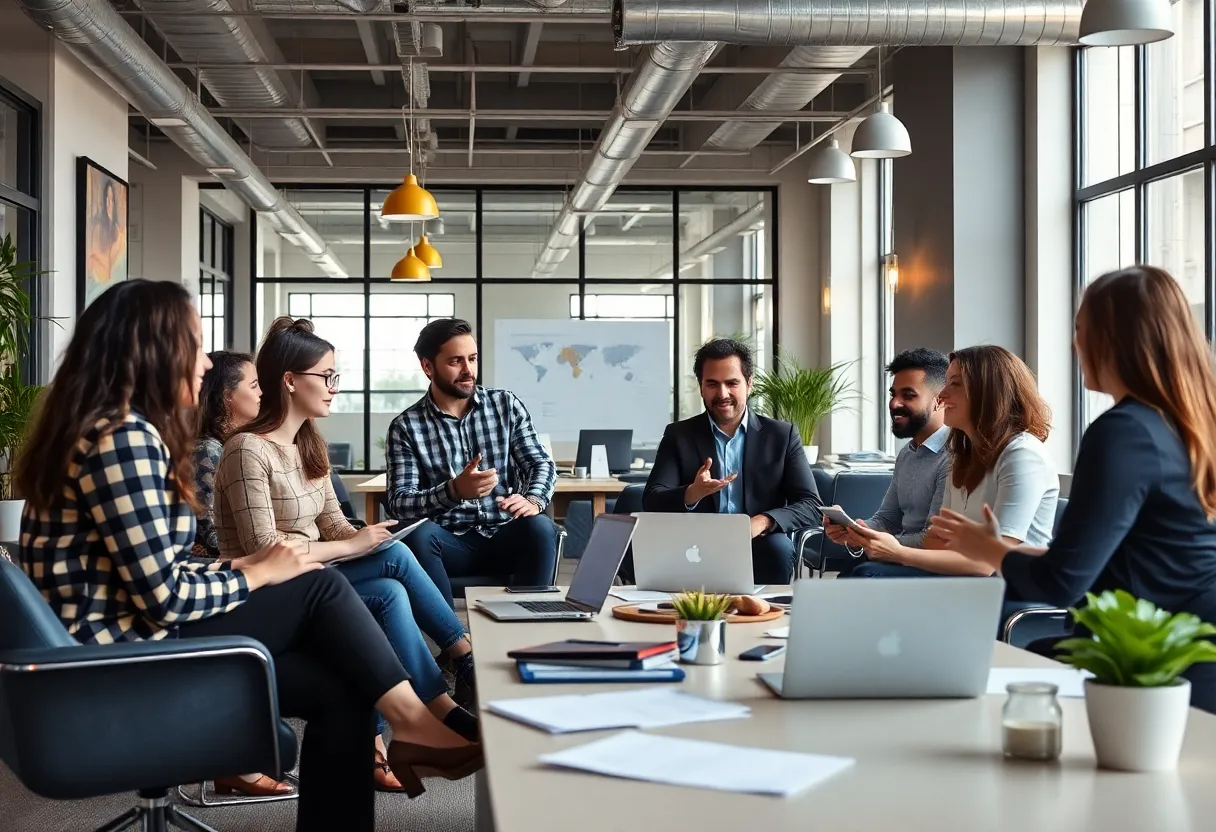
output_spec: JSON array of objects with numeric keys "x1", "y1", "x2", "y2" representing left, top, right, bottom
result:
[
  {"x1": 352, "y1": 473, "x2": 629, "y2": 523},
  {"x1": 467, "y1": 587, "x2": 1216, "y2": 832}
]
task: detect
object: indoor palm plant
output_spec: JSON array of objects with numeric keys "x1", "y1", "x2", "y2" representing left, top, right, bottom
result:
[
  {"x1": 671, "y1": 590, "x2": 733, "y2": 666},
  {"x1": 0, "y1": 234, "x2": 47, "y2": 540},
  {"x1": 1056, "y1": 590, "x2": 1216, "y2": 771},
  {"x1": 750, "y1": 353, "x2": 859, "y2": 464}
]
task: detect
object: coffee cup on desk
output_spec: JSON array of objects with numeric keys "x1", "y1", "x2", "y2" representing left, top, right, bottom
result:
[{"x1": 573, "y1": 466, "x2": 589, "y2": 478}]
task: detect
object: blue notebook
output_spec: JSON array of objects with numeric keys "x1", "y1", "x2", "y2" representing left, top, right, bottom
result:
[{"x1": 516, "y1": 661, "x2": 686, "y2": 684}]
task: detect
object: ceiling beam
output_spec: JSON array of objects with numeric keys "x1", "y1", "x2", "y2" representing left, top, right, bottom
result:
[
  {"x1": 354, "y1": 20, "x2": 387, "y2": 87},
  {"x1": 163, "y1": 61, "x2": 871, "y2": 76},
  {"x1": 515, "y1": 22, "x2": 544, "y2": 89},
  {"x1": 210, "y1": 107, "x2": 855, "y2": 122}
]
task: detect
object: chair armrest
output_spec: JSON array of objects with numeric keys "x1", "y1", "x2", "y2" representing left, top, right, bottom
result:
[
  {"x1": 0, "y1": 636, "x2": 292, "y2": 800},
  {"x1": 1000, "y1": 607, "x2": 1071, "y2": 645}
]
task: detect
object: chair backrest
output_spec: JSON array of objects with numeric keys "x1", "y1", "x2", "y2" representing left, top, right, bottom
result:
[
  {"x1": 0, "y1": 558, "x2": 77, "y2": 652},
  {"x1": 327, "y1": 442, "x2": 354, "y2": 471},
  {"x1": 613, "y1": 484, "x2": 645, "y2": 516},
  {"x1": 816, "y1": 470, "x2": 894, "y2": 569},
  {"x1": 1053, "y1": 496, "x2": 1069, "y2": 536}
]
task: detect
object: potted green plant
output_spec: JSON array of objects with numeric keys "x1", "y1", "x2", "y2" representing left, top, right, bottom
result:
[
  {"x1": 671, "y1": 589, "x2": 733, "y2": 666},
  {"x1": 0, "y1": 235, "x2": 47, "y2": 541},
  {"x1": 750, "y1": 354, "x2": 859, "y2": 464},
  {"x1": 1056, "y1": 590, "x2": 1216, "y2": 771}
]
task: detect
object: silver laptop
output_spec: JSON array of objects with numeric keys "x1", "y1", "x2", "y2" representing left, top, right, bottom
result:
[
  {"x1": 474, "y1": 514, "x2": 637, "y2": 622},
  {"x1": 631, "y1": 512, "x2": 756, "y2": 594},
  {"x1": 759, "y1": 577, "x2": 1005, "y2": 699}
]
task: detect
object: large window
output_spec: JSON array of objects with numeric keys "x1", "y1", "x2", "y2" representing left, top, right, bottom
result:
[
  {"x1": 0, "y1": 78, "x2": 41, "y2": 379},
  {"x1": 198, "y1": 208, "x2": 233, "y2": 352},
  {"x1": 253, "y1": 186, "x2": 777, "y2": 472},
  {"x1": 1075, "y1": 13, "x2": 1214, "y2": 431}
]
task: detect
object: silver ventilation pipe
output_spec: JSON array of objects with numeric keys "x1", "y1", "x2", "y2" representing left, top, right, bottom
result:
[
  {"x1": 613, "y1": 0, "x2": 1082, "y2": 47},
  {"x1": 705, "y1": 46, "x2": 870, "y2": 151},
  {"x1": 531, "y1": 41, "x2": 717, "y2": 276},
  {"x1": 17, "y1": 0, "x2": 348, "y2": 278},
  {"x1": 647, "y1": 202, "x2": 764, "y2": 279}
]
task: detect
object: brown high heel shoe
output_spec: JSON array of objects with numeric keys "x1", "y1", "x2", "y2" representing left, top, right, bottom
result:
[
  {"x1": 386, "y1": 741, "x2": 485, "y2": 799},
  {"x1": 213, "y1": 774, "x2": 295, "y2": 797}
]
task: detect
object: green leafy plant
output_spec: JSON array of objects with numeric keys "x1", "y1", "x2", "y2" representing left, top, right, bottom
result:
[
  {"x1": 0, "y1": 234, "x2": 49, "y2": 500},
  {"x1": 671, "y1": 589, "x2": 733, "y2": 621},
  {"x1": 750, "y1": 353, "x2": 861, "y2": 446},
  {"x1": 1056, "y1": 590, "x2": 1216, "y2": 687}
]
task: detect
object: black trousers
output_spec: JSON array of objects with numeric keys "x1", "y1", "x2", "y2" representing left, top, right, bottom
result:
[{"x1": 178, "y1": 569, "x2": 411, "y2": 832}]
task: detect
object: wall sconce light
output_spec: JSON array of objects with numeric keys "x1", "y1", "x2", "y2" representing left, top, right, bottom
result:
[
  {"x1": 821, "y1": 285, "x2": 832, "y2": 314},
  {"x1": 885, "y1": 253, "x2": 900, "y2": 292}
]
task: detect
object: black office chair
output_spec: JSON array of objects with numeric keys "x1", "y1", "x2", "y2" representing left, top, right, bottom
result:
[
  {"x1": 801, "y1": 470, "x2": 893, "y2": 578},
  {"x1": 331, "y1": 471, "x2": 366, "y2": 529},
  {"x1": 0, "y1": 558, "x2": 297, "y2": 832},
  {"x1": 1001, "y1": 497, "x2": 1074, "y2": 647}
]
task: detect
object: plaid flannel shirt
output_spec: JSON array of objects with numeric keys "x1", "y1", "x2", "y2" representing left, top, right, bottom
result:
[
  {"x1": 19, "y1": 413, "x2": 249, "y2": 645},
  {"x1": 385, "y1": 386, "x2": 556, "y2": 535}
]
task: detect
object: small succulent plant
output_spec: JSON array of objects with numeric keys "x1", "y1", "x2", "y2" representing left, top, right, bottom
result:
[{"x1": 671, "y1": 589, "x2": 733, "y2": 621}]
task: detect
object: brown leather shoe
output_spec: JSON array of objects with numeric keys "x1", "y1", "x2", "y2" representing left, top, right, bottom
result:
[
  {"x1": 374, "y1": 748, "x2": 404, "y2": 792},
  {"x1": 213, "y1": 774, "x2": 295, "y2": 797},
  {"x1": 386, "y1": 741, "x2": 485, "y2": 799}
]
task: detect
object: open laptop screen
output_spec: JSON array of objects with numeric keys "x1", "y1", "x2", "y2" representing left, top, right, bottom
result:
[{"x1": 566, "y1": 514, "x2": 637, "y2": 611}]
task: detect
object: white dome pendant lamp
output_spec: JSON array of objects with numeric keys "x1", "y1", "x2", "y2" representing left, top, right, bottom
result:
[
  {"x1": 807, "y1": 138, "x2": 857, "y2": 184},
  {"x1": 851, "y1": 47, "x2": 911, "y2": 159},
  {"x1": 1079, "y1": 0, "x2": 1174, "y2": 46}
]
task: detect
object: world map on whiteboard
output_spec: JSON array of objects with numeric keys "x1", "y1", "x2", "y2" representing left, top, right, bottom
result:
[{"x1": 495, "y1": 320, "x2": 671, "y2": 444}]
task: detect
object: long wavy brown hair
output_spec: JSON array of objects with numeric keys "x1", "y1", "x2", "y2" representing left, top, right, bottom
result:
[
  {"x1": 17, "y1": 280, "x2": 202, "y2": 510},
  {"x1": 238, "y1": 317, "x2": 333, "y2": 481},
  {"x1": 946, "y1": 345, "x2": 1052, "y2": 494},
  {"x1": 1078, "y1": 265, "x2": 1216, "y2": 519}
]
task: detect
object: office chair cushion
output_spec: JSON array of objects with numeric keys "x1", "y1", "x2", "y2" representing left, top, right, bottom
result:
[
  {"x1": 0, "y1": 558, "x2": 77, "y2": 651},
  {"x1": 613, "y1": 484, "x2": 644, "y2": 516}
]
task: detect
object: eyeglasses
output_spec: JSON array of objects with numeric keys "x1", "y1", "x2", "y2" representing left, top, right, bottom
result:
[{"x1": 298, "y1": 371, "x2": 341, "y2": 390}]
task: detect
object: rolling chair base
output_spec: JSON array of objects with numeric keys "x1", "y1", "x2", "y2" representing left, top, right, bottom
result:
[
  {"x1": 175, "y1": 772, "x2": 299, "y2": 807},
  {"x1": 95, "y1": 791, "x2": 218, "y2": 832}
]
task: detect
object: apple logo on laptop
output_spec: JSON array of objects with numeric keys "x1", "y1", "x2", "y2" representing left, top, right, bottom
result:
[
  {"x1": 877, "y1": 630, "x2": 901, "y2": 658},
  {"x1": 684, "y1": 545, "x2": 701, "y2": 564}
]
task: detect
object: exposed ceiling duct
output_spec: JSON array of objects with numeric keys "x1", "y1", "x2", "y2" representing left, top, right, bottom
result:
[
  {"x1": 612, "y1": 0, "x2": 1083, "y2": 47},
  {"x1": 16, "y1": 0, "x2": 348, "y2": 277},
  {"x1": 648, "y1": 202, "x2": 764, "y2": 279},
  {"x1": 704, "y1": 46, "x2": 871, "y2": 151},
  {"x1": 252, "y1": 0, "x2": 611, "y2": 17},
  {"x1": 531, "y1": 41, "x2": 717, "y2": 276},
  {"x1": 135, "y1": 0, "x2": 313, "y2": 148}
]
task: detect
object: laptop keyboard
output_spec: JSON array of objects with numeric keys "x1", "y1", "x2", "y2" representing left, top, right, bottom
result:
[{"x1": 517, "y1": 600, "x2": 583, "y2": 613}]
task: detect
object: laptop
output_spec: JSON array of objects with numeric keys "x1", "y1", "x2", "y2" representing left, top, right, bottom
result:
[
  {"x1": 630, "y1": 512, "x2": 756, "y2": 594},
  {"x1": 474, "y1": 514, "x2": 637, "y2": 622},
  {"x1": 759, "y1": 577, "x2": 1005, "y2": 699}
]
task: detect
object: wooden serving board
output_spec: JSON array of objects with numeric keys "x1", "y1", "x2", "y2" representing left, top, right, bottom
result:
[{"x1": 611, "y1": 603, "x2": 785, "y2": 625}]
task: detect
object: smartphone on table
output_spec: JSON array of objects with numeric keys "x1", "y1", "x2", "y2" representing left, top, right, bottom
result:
[
  {"x1": 504, "y1": 585, "x2": 561, "y2": 594},
  {"x1": 738, "y1": 644, "x2": 787, "y2": 662}
]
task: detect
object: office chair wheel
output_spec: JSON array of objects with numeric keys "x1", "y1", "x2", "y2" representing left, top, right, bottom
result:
[{"x1": 92, "y1": 791, "x2": 221, "y2": 832}]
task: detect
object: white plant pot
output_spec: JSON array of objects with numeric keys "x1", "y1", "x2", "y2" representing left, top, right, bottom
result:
[
  {"x1": 0, "y1": 499, "x2": 24, "y2": 543},
  {"x1": 803, "y1": 445, "x2": 819, "y2": 465},
  {"x1": 1084, "y1": 678, "x2": 1192, "y2": 771}
]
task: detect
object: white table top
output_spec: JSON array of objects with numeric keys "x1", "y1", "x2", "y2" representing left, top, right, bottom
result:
[{"x1": 467, "y1": 587, "x2": 1216, "y2": 832}]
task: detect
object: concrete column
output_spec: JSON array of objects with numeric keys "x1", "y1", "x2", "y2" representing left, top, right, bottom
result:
[
  {"x1": 129, "y1": 144, "x2": 202, "y2": 292},
  {"x1": 891, "y1": 46, "x2": 1026, "y2": 357}
]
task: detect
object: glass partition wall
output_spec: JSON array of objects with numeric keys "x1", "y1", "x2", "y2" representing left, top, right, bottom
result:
[{"x1": 253, "y1": 186, "x2": 778, "y2": 473}]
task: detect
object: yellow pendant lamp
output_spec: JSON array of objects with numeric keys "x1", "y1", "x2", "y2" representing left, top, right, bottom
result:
[
  {"x1": 391, "y1": 247, "x2": 431, "y2": 281},
  {"x1": 381, "y1": 174, "x2": 438, "y2": 222},
  {"x1": 413, "y1": 234, "x2": 442, "y2": 268}
]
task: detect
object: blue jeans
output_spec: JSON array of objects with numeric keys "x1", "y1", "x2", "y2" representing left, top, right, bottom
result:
[
  {"x1": 840, "y1": 561, "x2": 940, "y2": 579},
  {"x1": 407, "y1": 514, "x2": 559, "y2": 608},
  {"x1": 333, "y1": 542, "x2": 466, "y2": 733}
]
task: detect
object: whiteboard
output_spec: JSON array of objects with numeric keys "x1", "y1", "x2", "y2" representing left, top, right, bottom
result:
[{"x1": 493, "y1": 319, "x2": 671, "y2": 444}]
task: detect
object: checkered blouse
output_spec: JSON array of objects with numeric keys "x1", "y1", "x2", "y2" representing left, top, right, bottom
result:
[{"x1": 19, "y1": 412, "x2": 249, "y2": 644}]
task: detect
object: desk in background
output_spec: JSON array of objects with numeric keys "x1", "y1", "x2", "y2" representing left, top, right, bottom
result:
[
  {"x1": 468, "y1": 587, "x2": 1216, "y2": 832},
  {"x1": 352, "y1": 473, "x2": 629, "y2": 524}
]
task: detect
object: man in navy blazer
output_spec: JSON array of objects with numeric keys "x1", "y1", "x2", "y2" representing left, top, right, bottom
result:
[{"x1": 641, "y1": 339, "x2": 823, "y2": 584}]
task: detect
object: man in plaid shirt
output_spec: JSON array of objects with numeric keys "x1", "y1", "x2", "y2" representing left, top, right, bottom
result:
[{"x1": 387, "y1": 318, "x2": 558, "y2": 607}]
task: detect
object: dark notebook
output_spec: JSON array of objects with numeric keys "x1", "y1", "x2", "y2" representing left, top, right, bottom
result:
[{"x1": 508, "y1": 639, "x2": 678, "y2": 669}]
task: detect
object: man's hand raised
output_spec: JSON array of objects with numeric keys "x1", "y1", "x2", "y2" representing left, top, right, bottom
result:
[
  {"x1": 450, "y1": 454, "x2": 499, "y2": 500},
  {"x1": 683, "y1": 457, "x2": 736, "y2": 507}
]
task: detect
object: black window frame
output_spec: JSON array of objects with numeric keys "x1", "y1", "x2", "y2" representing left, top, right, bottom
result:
[
  {"x1": 198, "y1": 207, "x2": 234, "y2": 352},
  {"x1": 0, "y1": 75, "x2": 43, "y2": 382}
]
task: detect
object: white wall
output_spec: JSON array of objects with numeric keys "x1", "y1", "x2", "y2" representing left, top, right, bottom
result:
[{"x1": 129, "y1": 144, "x2": 202, "y2": 292}]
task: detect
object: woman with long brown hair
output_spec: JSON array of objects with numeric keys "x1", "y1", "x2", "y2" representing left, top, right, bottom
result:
[
  {"x1": 17, "y1": 280, "x2": 481, "y2": 832},
  {"x1": 212, "y1": 317, "x2": 477, "y2": 789},
  {"x1": 934, "y1": 266, "x2": 1216, "y2": 712},
  {"x1": 847, "y1": 345, "x2": 1059, "y2": 576}
]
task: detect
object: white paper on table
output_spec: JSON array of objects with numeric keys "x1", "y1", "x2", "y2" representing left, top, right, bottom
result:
[
  {"x1": 540, "y1": 730, "x2": 855, "y2": 798},
  {"x1": 486, "y1": 688, "x2": 750, "y2": 734},
  {"x1": 986, "y1": 667, "x2": 1092, "y2": 698},
  {"x1": 610, "y1": 589, "x2": 672, "y2": 602},
  {"x1": 764, "y1": 626, "x2": 790, "y2": 639}
]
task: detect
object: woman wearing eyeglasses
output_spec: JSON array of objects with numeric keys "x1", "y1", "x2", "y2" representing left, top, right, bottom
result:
[{"x1": 213, "y1": 316, "x2": 477, "y2": 791}]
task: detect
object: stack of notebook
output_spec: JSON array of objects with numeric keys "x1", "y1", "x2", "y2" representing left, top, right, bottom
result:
[{"x1": 507, "y1": 639, "x2": 684, "y2": 683}]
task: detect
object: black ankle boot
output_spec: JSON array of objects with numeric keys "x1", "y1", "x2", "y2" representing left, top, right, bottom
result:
[
  {"x1": 452, "y1": 654, "x2": 476, "y2": 709},
  {"x1": 442, "y1": 705, "x2": 480, "y2": 742}
]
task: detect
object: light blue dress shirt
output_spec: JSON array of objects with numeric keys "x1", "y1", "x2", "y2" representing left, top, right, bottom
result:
[{"x1": 710, "y1": 410, "x2": 748, "y2": 514}]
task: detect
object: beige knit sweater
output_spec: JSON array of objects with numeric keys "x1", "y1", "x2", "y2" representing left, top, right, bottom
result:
[{"x1": 213, "y1": 432, "x2": 357, "y2": 558}]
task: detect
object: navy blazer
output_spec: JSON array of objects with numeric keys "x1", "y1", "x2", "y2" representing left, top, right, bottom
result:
[{"x1": 642, "y1": 411, "x2": 823, "y2": 533}]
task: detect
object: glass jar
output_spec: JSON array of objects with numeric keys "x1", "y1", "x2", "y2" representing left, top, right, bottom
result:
[{"x1": 1002, "y1": 682, "x2": 1063, "y2": 761}]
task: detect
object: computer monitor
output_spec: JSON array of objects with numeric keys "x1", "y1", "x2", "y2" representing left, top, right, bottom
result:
[{"x1": 575, "y1": 429, "x2": 633, "y2": 474}]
